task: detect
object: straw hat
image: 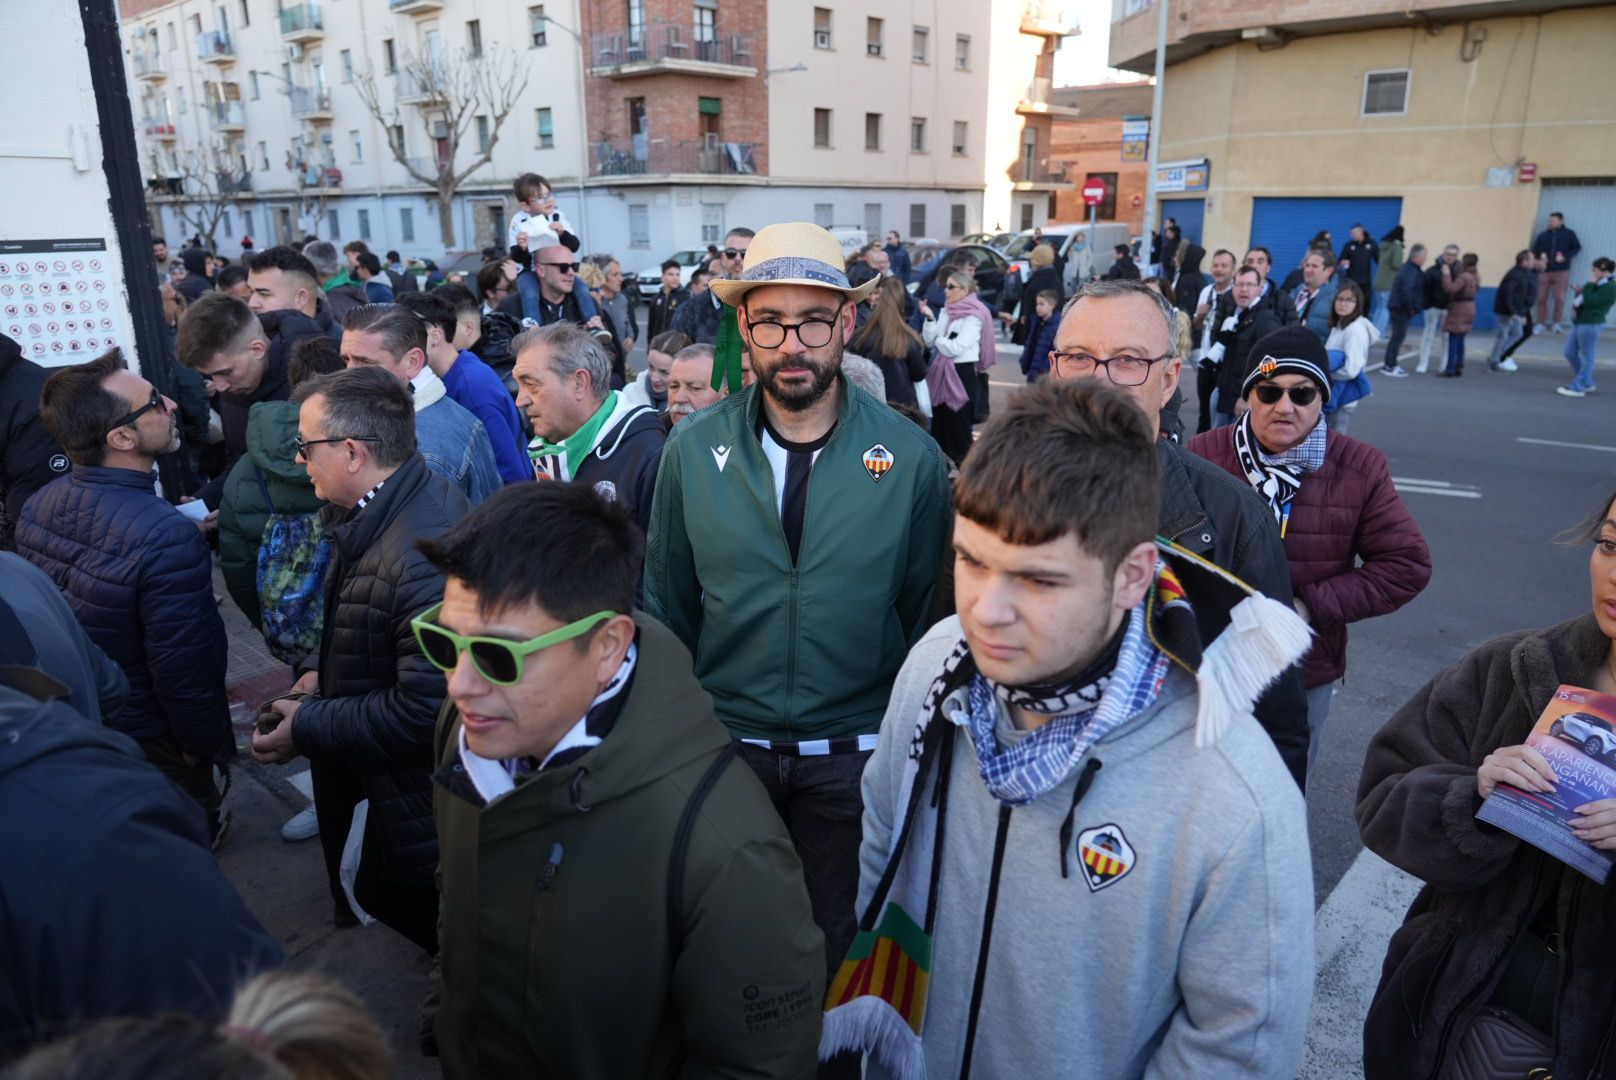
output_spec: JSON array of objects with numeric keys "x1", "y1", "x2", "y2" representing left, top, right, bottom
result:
[{"x1": 709, "y1": 223, "x2": 881, "y2": 307}]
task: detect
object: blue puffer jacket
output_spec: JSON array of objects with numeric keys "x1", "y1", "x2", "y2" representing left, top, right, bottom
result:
[
  {"x1": 14, "y1": 466, "x2": 230, "y2": 757},
  {"x1": 1388, "y1": 262, "x2": 1427, "y2": 317}
]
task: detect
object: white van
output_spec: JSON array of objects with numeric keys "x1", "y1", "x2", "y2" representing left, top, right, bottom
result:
[{"x1": 1004, "y1": 222, "x2": 1136, "y2": 293}]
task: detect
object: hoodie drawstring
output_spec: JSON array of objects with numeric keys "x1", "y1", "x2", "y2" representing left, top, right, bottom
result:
[
  {"x1": 569, "y1": 767, "x2": 592, "y2": 812},
  {"x1": 1058, "y1": 758, "x2": 1104, "y2": 879}
]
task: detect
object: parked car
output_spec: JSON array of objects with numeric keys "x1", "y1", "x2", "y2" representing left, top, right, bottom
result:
[
  {"x1": 634, "y1": 248, "x2": 711, "y2": 298},
  {"x1": 908, "y1": 243, "x2": 1014, "y2": 311},
  {"x1": 1004, "y1": 223, "x2": 1135, "y2": 289},
  {"x1": 1549, "y1": 712, "x2": 1616, "y2": 762},
  {"x1": 961, "y1": 231, "x2": 1016, "y2": 252},
  {"x1": 827, "y1": 225, "x2": 870, "y2": 258}
]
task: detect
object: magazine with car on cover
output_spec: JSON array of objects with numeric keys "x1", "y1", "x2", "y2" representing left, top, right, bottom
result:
[{"x1": 1475, "y1": 684, "x2": 1616, "y2": 884}]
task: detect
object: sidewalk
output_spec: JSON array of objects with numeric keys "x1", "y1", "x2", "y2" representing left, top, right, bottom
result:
[{"x1": 215, "y1": 568, "x2": 440, "y2": 1079}]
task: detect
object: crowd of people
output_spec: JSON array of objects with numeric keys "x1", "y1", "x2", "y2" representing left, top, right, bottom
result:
[{"x1": 0, "y1": 178, "x2": 1612, "y2": 1080}]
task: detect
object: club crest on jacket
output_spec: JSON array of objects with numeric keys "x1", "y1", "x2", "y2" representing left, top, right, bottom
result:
[
  {"x1": 862, "y1": 443, "x2": 893, "y2": 483},
  {"x1": 1076, "y1": 823, "x2": 1137, "y2": 893}
]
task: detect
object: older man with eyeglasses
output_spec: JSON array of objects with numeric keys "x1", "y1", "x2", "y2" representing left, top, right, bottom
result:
[
  {"x1": 646, "y1": 224, "x2": 951, "y2": 1070},
  {"x1": 251, "y1": 364, "x2": 469, "y2": 948},
  {"x1": 16, "y1": 350, "x2": 233, "y2": 842},
  {"x1": 1048, "y1": 279, "x2": 1312, "y2": 786}
]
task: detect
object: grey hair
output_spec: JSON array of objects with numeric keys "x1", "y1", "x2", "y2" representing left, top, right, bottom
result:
[
  {"x1": 673, "y1": 342, "x2": 715, "y2": 367},
  {"x1": 342, "y1": 303, "x2": 428, "y2": 359},
  {"x1": 292, "y1": 365, "x2": 417, "y2": 469},
  {"x1": 1409, "y1": 243, "x2": 1427, "y2": 259},
  {"x1": 303, "y1": 240, "x2": 340, "y2": 279},
  {"x1": 512, "y1": 322, "x2": 612, "y2": 403},
  {"x1": 1061, "y1": 279, "x2": 1181, "y2": 358},
  {"x1": 841, "y1": 352, "x2": 888, "y2": 400}
]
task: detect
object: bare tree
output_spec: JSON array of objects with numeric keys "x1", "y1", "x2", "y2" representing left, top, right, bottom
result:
[
  {"x1": 355, "y1": 45, "x2": 531, "y2": 249},
  {"x1": 285, "y1": 140, "x2": 340, "y2": 238},
  {"x1": 169, "y1": 140, "x2": 251, "y2": 251}
]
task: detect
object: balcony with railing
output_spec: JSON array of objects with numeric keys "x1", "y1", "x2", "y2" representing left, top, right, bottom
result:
[
  {"x1": 208, "y1": 101, "x2": 246, "y2": 131},
  {"x1": 289, "y1": 86, "x2": 334, "y2": 121},
  {"x1": 1017, "y1": 76, "x2": 1082, "y2": 117},
  {"x1": 216, "y1": 171, "x2": 253, "y2": 194},
  {"x1": 1021, "y1": 1, "x2": 1075, "y2": 37},
  {"x1": 142, "y1": 116, "x2": 178, "y2": 139},
  {"x1": 132, "y1": 47, "x2": 165, "y2": 80},
  {"x1": 592, "y1": 138, "x2": 758, "y2": 178},
  {"x1": 394, "y1": 66, "x2": 447, "y2": 106},
  {"x1": 280, "y1": 3, "x2": 324, "y2": 42},
  {"x1": 389, "y1": 0, "x2": 444, "y2": 12},
  {"x1": 1012, "y1": 158, "x2": 1071, "y2": 189},
  {"x1": 588, "y1": 28, "x2": 757, "y2": 77},
  {"x1": 196, "y1": 30, "x2": 234, "y2": 63}
]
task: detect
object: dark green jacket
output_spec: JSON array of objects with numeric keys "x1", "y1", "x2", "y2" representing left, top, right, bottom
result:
[
  {"x1": 217, "y1": 401, "x2": 324, "y2": 628},
  {"x1": 645, "y1": 377, "x2": 952, "y2": 741},
  {"x1": 430, "y1": 614, "x2": 824, "y2": 1079}
]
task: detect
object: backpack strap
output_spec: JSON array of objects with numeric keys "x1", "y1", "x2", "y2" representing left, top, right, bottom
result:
[{"x1": 665, "y1": 740, "x2": 740, "y2": 953}]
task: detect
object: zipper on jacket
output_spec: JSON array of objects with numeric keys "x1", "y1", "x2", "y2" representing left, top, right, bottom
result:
[
  {"x1": 959, "y1": 804, "x2": 1013, "y2": 1080},
  {"x1": 1424, "y1": 858, "x2": 1544, "y2": 1080}
]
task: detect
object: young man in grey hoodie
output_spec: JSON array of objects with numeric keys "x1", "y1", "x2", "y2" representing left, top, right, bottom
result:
[{"x1": 822, "y1": 377, "x2": 1316, "y2": 1079}]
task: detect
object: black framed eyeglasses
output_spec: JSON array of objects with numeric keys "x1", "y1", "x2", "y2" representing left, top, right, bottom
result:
[
  {"x1": 1047, "y1": 351, "x2": 1172, "y2": 387},
  {"x1": 294, "y1": 434, "x2": 380, "y2": 460},
  {"x1": 541, "y1": 261, "x2": 579, "y2": 273},
  {"x1": 1252, "y1": 384, "x2": 1320, "y2": 407},
  {"x1": 745, "y1": 302, "x2": 844, "y2": 350},
  {"x1": 107, "y1": 389, "x2": 168, "y2": 434}
]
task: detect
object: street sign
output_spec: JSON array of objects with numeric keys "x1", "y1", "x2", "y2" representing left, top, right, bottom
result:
[{"x1": 1083, "y1": 179, "x2": 1108, "y2": 206}]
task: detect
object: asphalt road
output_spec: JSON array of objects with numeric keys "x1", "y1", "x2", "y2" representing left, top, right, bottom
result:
[{"x1": 989, "y1": 330, "x2": 1613, "y2": 900}]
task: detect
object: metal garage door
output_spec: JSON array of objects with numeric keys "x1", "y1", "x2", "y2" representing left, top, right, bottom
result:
[
  {"x1": 1249, "y1": 196, "x2": 1404, "y2": 282},
  {"x1": 1161, "y1": 197, "x2": 1205, "y2": 248},
  {"x1": 1537, "y1": 180, "x2": 1616, "y2": 324}
]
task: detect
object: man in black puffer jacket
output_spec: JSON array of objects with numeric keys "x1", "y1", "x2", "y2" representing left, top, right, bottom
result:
[
  {"x1": 252, "y1": 366, "x2": 468, "y2": 950},
  {"x1": 0, "y1": 334, "x2": 68, "y2": 549}
]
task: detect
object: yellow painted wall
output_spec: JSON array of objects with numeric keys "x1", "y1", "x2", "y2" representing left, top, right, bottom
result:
[{"x1": 1155, "y1": 8, "x2": 1616, "y2": 273}]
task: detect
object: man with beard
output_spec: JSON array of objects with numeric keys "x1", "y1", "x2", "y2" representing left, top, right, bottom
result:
[{"x1": 646, "y1": 224, "x2": 952, "y2": 1078}]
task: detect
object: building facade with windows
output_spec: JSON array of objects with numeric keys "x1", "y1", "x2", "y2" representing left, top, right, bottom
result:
[
  {"x1": 121, "y1": 0, "x2": 1077, "y2": 261},
  {"x1": 1109, "y1": 0, "x2": 1616, "y2": 311}
]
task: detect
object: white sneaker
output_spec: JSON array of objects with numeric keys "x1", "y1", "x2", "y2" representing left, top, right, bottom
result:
[
  {"x1": 1533, "y1": 323, "x2": 1547, "y2": 335},
  {"x1": 281, "y1": 803, "x2": 319, "y2": 842},
  {"x1": 1557, "y1": 385, "x2": 1586, "y2": 398},
  {"x1": 1498, "y1": 359, "x2": 1519, "y2": 372}
]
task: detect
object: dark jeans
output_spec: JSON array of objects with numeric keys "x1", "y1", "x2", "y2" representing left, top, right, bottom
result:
[
  {"x1": 931, "y1": 402, "x2": 974, "y2": 466},
  {"x1": 738, "y1": 743, "x2": 870, "y2": 1080},
  {"x1": 140, "y1": 732, "x2": 224, "y2": 841},
  {"x1": 1445, "y1": 331, "x2": 1467, "y2": 373},
  {"x1": 312, "y1": 757, "x2": 438, "y2": 953},
  {"x1": 1383, "y1": 313, "x2": 1412, "y2": 369},
  {"x1": 1194, "y1": 364, "x2": 1218, "y2": 434}
]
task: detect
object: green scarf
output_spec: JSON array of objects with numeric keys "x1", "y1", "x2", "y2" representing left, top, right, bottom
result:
[
  {"x1": 324, "y1": 268, "x2": 356, "y2": 292},
  {"x1": 713, "y1": 304, "x2": 744, "y2": 393},
  {"x1": 528, "y1": 391, "x2": 619, "y2": 480}
]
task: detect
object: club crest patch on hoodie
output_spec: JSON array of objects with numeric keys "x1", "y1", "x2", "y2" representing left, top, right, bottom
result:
[{"x1": 1076, "y1": 823, "x2": 1136, "y2": 893}]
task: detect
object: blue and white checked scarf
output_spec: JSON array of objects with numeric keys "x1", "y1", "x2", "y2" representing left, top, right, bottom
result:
[{"x1": 963, "y1": 603, "x2": 1170, "y2": 807}]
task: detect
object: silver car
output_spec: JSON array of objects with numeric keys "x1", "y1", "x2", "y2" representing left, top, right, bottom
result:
[{"x1": 1549, "y1": 712, "x2": 1616, "y2": 762}]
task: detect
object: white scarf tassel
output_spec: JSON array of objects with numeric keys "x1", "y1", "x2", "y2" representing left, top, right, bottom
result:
[
  {"x1": 1192, "y1": 591, "x2": 1312, "y2": 747},
  {"x1": 820, "y1": 997, "x2": 927, "y2": 1080}
]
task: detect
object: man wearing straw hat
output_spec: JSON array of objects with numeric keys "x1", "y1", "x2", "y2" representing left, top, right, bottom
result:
[{"x1": 646, "y1": 224, "x2": 952, "y2": 1060}]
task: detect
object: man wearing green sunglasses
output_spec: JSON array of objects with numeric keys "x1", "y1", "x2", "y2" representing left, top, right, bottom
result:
[{"x1": 419, "y1": 482, "x2": 823, "y2": 1079}]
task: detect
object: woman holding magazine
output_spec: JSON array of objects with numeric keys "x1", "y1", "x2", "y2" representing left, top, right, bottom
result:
[{"x1": 1355, "y1": 490, "x2": 1616, "y2": 1080}]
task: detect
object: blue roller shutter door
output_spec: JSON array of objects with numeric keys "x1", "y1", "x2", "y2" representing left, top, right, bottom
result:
[{"x1": 1162, "y1": 197, "x2": 1205, "y2": 248}]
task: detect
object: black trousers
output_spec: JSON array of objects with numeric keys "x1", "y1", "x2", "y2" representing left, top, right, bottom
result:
[
  {"x1": 140, "y1": 732, "x2": 224, "y2": 841},
  {"x1": 311, "y1": 757, "x2": 438, "y2": 953},
  {"x1": 1195, "y1": 364, "x2": 1219, "y2": 434},
  {"x1": 931, "y1": 403, "x2": 974, "y2": 466}
]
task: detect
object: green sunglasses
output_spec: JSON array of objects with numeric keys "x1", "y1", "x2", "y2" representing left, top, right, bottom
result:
[{"x1": 411, "y1": 603, "x2": 618, "y2": 685}]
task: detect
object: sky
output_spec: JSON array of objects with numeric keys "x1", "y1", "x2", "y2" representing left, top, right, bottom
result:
[{"x1": 1053, "y1": 0, "x2": 1135, "y2": 87}]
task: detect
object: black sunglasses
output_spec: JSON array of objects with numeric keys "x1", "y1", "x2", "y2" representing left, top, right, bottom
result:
[
  {"x1": 723, "y1": 248, "x2": 744, "y2": 259},
  {"x1": 107, "y1": 389, "x2": 167, "y2": 434},
  {"x1": 541, "y1": 261, "x2": 580, "y2": 273},
  {"x1": 1252, "y1": 384, "x2": 1320, "y2": 406}
]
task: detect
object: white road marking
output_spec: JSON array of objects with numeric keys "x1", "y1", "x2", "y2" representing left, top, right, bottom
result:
[
  {"x1": 1517, "y1": 436, "x2": 1616, "y2": 454},
  {"x1": 1395, "y1": 484, "x2": 1482, "y2": 499},
  {"x1": 1392, "y1": 477, "x2": 1482, "y2": 499},
  {"x1": 1302, "y1": 849, "x2": 1423, "y2": 1078}
]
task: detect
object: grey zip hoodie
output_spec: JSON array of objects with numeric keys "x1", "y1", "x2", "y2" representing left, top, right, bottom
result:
[{"x1": 857, "y1": 616, "x2": 1314, "y2": 1079}]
